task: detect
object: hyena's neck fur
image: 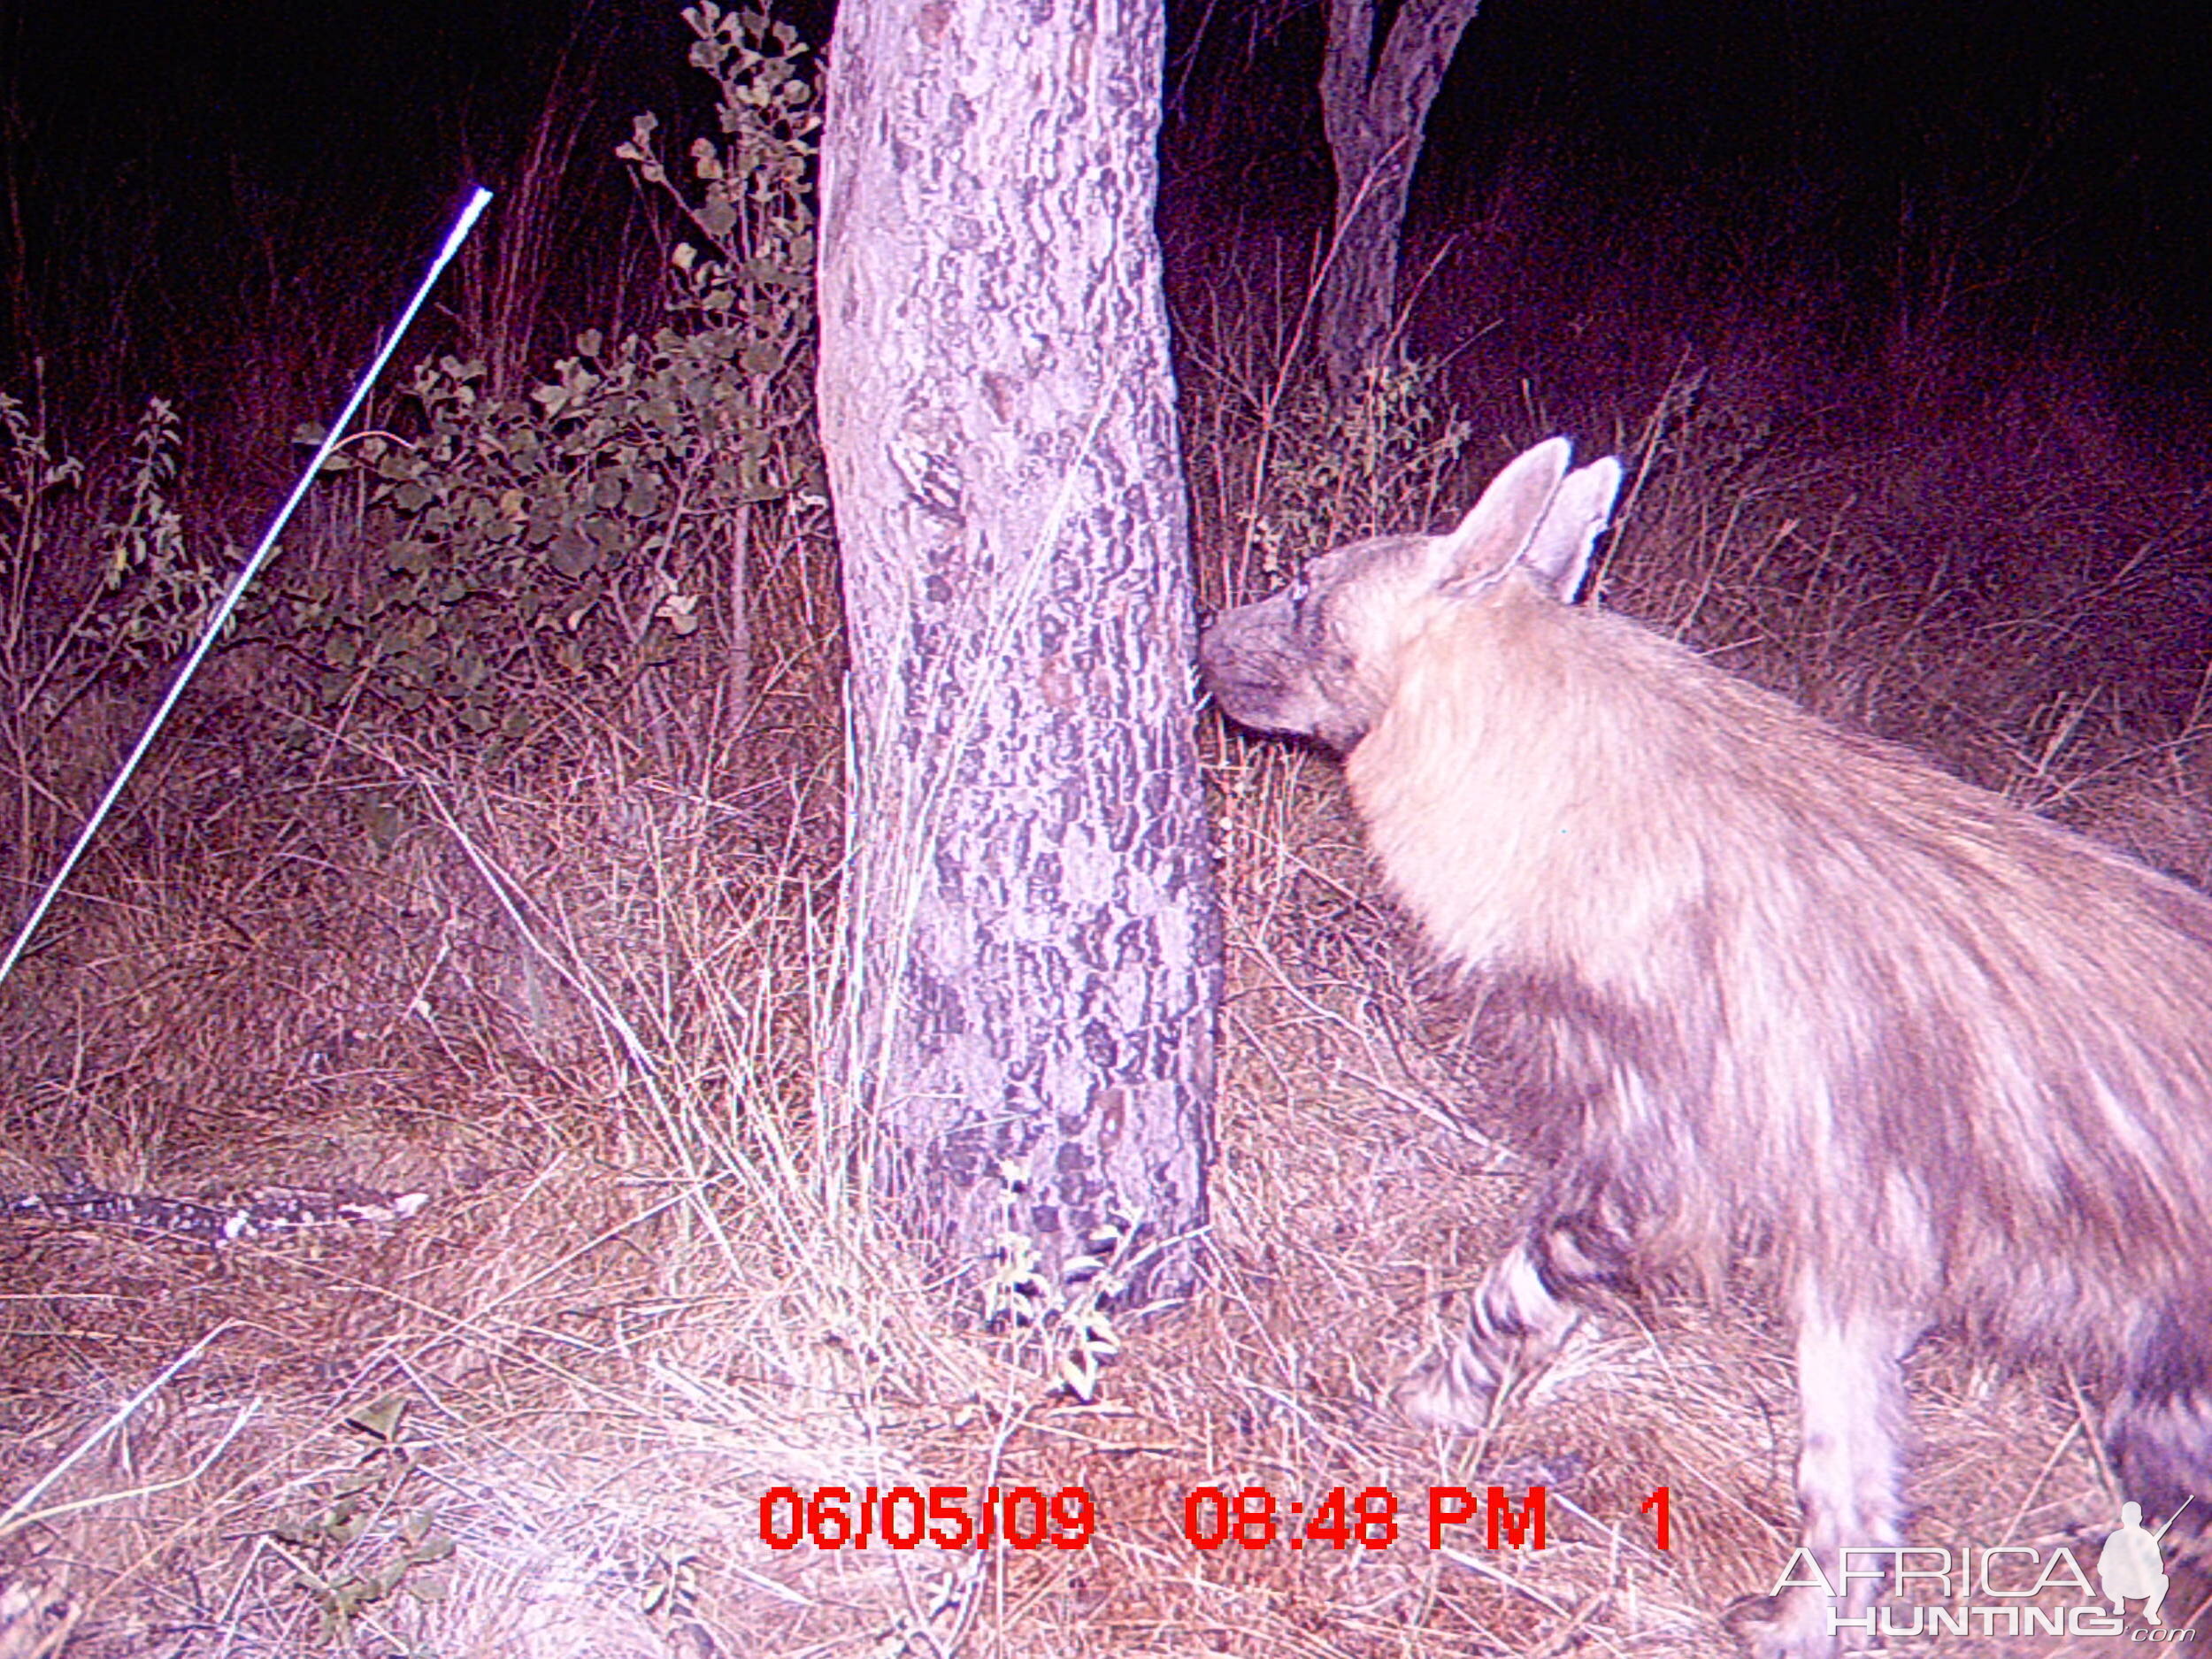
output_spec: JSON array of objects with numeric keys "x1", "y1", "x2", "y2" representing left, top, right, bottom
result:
[{"x1": 1347, "y1": 579, "x2": 1715, "y2": 987}]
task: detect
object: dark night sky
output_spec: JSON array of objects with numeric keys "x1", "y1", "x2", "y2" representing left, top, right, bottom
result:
[
  {"x1": 0, "y1": 0, "x2": 695, "y2": 413},
  {"x1": 1168, "y1": 0, "x2": 2212, "y2": 370},
  {"x1": 4, "y1": 0, "x2": 2209, "y2": 418}
]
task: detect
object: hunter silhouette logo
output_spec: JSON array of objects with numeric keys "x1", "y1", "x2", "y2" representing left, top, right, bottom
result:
[{"x1": 2101, "y1": 1497, "x2": 2192, "y2": 1625}]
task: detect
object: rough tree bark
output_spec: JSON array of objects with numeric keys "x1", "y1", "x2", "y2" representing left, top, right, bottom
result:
[
  {"x1": 818, "y1": 0, "x2": 1218, "y2": 1306},
  {"x1": 1317, "y1": 0, "x2": 1487, "y2": 391}
]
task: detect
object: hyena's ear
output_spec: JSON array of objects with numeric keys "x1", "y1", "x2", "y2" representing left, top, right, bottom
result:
[
  {"x1": 1433, "y1": 440, "x2": 1623, "y2": 604},
  {"x1": 1519, "y1": 456, "x2": 1623, "y2": 603}
]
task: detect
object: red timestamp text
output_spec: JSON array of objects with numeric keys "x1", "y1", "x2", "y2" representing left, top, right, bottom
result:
[
  {"x1": 1180, "y1": 1484, "x2": 1675, "y2": 1553},
  {"x1": 759, "y1": 1485, "x2": 1096, "y2": 1552}
]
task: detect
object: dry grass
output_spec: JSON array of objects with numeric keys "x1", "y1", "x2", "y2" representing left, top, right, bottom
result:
[
  {"x1": 7, "y1": 253, "x2": 2212, "y2": 1657},
  {"x1": 17, "y1": 12, "x2": 2208, "y2": 1653},
  {"x1": 0, "y1": 645, "x2": 2181, "y2": 1657}
]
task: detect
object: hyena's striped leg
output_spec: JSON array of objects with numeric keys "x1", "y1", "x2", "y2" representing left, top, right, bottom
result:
[
  {"x1": 1729, "y1": 1281, "x2": 1921, "y2": 1659},
  {"x1": 1394, "y1": 1205, "x2": 1626, "y2": 1432}
]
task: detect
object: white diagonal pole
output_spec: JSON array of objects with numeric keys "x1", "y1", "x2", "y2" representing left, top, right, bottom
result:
[{"x1": 0, "y1": 187, "x2": 493, "y2": 991}]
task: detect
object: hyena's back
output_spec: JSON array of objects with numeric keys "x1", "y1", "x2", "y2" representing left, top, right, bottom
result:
[{"x1": 1200, "y1": 437, "x2": 2212, "y2": 1652}]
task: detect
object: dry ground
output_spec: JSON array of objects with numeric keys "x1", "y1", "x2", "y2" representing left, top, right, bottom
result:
[{"x1": 4, "y1": 377, "x2": 2210, "y2": 1657}]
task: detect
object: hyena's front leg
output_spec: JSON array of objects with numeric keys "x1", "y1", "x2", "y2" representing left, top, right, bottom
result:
[
  {"x1": 1394, "y1": 1205, "x2": 1624, "y2": 1432},
  {"x1": 1727, "y1": 1281, "x2": 1921, "y2": 1658}
]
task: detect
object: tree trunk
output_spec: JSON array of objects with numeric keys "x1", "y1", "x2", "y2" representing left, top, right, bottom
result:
[
  {"x1": 1317, "y1": 0, "x2": 1486, "y2": 391},
  {"x1": 818, "y1": 0, "x2": 1218, "y2": 1307}
]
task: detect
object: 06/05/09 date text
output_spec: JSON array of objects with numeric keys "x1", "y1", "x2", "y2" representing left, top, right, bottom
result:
[{"x1": 759, "y1": 1486, "x2": 1096, "y2": 1551}]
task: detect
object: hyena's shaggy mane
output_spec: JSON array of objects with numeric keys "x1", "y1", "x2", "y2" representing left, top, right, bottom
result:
[{"x1": 1347, "y1": 572, "x2": 2212, "y2": 1390}]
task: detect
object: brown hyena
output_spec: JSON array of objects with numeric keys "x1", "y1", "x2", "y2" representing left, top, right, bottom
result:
[{"x1": 1200, "y1": 438, "x2": 2212, "y2": 1656}]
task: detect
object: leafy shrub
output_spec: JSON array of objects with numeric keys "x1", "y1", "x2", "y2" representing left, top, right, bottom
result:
[{"x1": 273, "y1": 4, "x2": 820, "y2": 748}]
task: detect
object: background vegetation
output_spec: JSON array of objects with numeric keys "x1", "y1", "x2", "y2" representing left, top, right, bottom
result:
[{"x1": 3, "y1": 1, "x2": 2208, "y2": 1653}]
